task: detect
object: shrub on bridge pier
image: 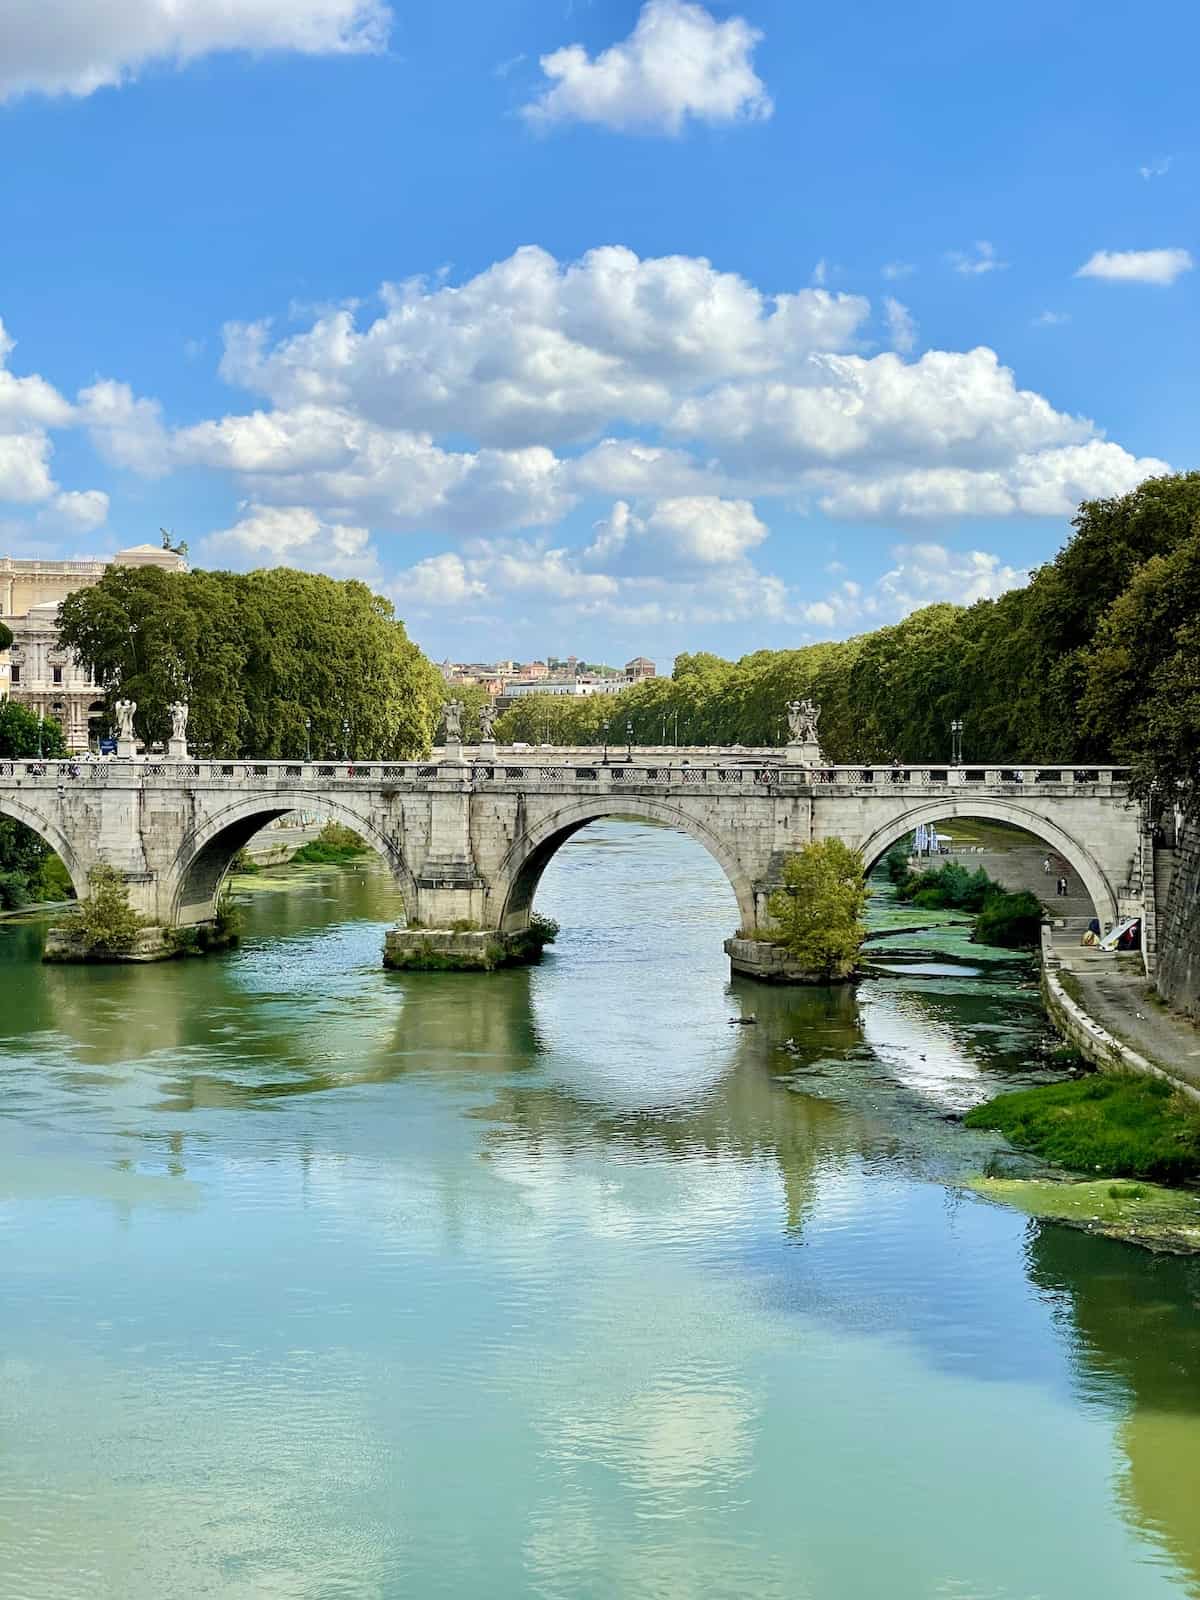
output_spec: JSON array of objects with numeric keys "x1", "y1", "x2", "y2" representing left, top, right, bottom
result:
[
  {"x1": 66, "y1": 865, "x2": 148, "y2": 958},
  {"x1": 766, "y1": 841, "x2": 868, "y2": 981}
]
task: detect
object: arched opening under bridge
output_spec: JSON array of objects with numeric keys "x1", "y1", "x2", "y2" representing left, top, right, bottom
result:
[
  {"x1": 496, "y1": 796, "x2": 757, "y2": 936},
  {"x1": 0, "y1": 796, "x2": 87, "y2": 903},
  {"x1": 171, "y1": 795, "x2": 417, "y2": 927},
  {"x1": 858, "y1": 800, "x2": 1120, "y2": 926}
]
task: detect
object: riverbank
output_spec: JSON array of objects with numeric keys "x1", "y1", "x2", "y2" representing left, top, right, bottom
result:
[
  {"x1": 861, "y1": 875, "x2": 1200, "y2": 1251},
  {"x1": 1046, "y1": 927, "x2": 1200, "y2": 1098}
]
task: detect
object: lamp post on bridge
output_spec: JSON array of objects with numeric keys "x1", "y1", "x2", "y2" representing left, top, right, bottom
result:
[
  {"x1": 342, "y1": 718, "x2": 350, "y2": 761},
  {"x1": 305, "y1": 716, "x2": 311, "y2": 762},
  {"x1": 950, "y1": 718, "x2": 964, "y2": 766},
  {"x1": 626, "y1": 719, "x2": 634, "y2": 763}
]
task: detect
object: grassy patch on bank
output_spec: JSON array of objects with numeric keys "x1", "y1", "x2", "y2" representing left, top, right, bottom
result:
[
  {"x1": 289, "y1": 822, "x2": 369, "y2": 865},
  {"x1": 965, "y1": 1073, "x2": 1200, "y2": 1185}
]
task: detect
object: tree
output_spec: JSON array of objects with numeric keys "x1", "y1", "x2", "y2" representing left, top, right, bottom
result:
[
  {"x1": 766, "y1": 840, "x2": 868, "y2": 979},
  {"x1": 1081, "y1": 531, "x2": 1200, "y2": 800},
  {"x1": 0, "y1": 620, "x2": 12, "y2": 651},
  {"x1": 0, "y1": 701, "x2": 68, "y2": 759},
  {"x1": 56, "y1": 564, "x2": 445, "y2": 758},
  {"x1": 68, "y1": 864, "x2": 146, "y2": 956}
]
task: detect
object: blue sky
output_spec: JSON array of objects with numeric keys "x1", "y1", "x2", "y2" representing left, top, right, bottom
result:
[{"x1": 0, "y1": 0, "x2": 1196, "y2": 666}]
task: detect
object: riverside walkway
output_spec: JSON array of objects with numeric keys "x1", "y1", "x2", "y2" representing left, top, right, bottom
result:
[{"x1": 1050, "y1": 929, "x2": 1200, "y2": 1095}]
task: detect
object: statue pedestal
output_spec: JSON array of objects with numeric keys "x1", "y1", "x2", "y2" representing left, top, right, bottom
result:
[
  {"x1": 785, "y1": 740, "x2": 824, "y2": 766},
  {"x1": 116, "y1": 737, "x2": 136, "y2": 759},
  {"x1": 441, "y1": 739, "x2": 463, "y2": 765},
  {"x1": 479, "y1": 739, "x2": 497, "y2": 764},
  {"x1": 167, "y1": 738, "x2": 189, "y2": 760}
]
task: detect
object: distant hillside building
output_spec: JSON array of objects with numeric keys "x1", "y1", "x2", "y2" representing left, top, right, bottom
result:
[
  {"x1": 625, "y1": 657, "x2": 656, "y2": 682},
  {"x1": 0, "y1": 543, "x2": 188, "y2": 750}
]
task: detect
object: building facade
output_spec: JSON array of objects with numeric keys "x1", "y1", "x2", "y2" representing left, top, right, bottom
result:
[{"x1": 1, "y1": 544, "x2": 188, "y2": 750}]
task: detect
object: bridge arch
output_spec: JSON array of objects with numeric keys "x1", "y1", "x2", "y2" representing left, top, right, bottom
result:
[
  {"x1": 169, "y1": 793, "x2": 417, "y2": 926},
  {"x1": 0, "y1": 794, "x2": 87, "y2": 900},
  {"x1": 856, "y1": 798, "x2": 1120, "y2": 926},
  {"x1": 494, "y1": 796, "x2": 757, "y2": 933}
]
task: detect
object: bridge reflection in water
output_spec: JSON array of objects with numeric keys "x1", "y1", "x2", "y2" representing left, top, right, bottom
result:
[{"x1": 0, "y1": 825, "x2": 1195, "y2": 1595}]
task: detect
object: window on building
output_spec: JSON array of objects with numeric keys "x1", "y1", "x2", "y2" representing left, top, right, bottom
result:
[
  {"x1": 52, "y1": 665, "x2": 63, "y2": 684},
  {"x1": 9, "y1": 665, "x2": 19, "y2": 684}
]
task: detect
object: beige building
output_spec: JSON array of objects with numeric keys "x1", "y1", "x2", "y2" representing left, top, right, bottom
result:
[{"x1": 1, "y1": 544, "x2": 187, "y2": 750}]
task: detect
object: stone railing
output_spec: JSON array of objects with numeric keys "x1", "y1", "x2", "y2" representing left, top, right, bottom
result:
[{"x1": 0, "y1": 758, "x2": 1132, "y2": 790}]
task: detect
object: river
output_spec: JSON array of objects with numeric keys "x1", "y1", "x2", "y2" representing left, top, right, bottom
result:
[{"x1": 1, "y1": 820, "x2": 1198, "y2": 1599}]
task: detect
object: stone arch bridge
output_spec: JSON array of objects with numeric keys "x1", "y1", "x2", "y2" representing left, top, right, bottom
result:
[{"x1": 0, "y1": 750, "x2": 1150, "y2": 962}]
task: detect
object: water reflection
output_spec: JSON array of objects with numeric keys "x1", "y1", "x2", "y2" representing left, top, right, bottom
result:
[{"x1": 0, "y1": 826, "x2": 1198, "y2": 1599}]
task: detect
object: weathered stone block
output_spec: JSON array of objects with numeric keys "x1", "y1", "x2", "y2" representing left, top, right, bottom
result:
[
  {"x1": 724, "y1": 936, "x2": 856, "y2": 985},
  {"x1": 43, "y1": 924, "x2": 176, "y2": 963},
  {"x1": 383, "y1": 925, "x2": 553, "y2": 972}
]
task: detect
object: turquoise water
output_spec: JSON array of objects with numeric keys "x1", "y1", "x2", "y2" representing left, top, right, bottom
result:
[{"x1": 1, "y1": 820, "x2": 1198, "y2": 1598}]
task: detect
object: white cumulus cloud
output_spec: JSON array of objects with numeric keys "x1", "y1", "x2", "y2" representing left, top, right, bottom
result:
[
  {"x1": 521, "y1": 0, "x2": 772, "y2": 135},
  {"x1": 883, "y1": 297, "x2": 917, "y2": 353},
  {"x1": 219, "y1": 244, "x2": 869, "y2": 447},
  {"x1": 1076, "y1": 248, "x2": 1193, "y2": 286},
  {"x1": 876, "y1": 543, "x2": 1027, "y2": 610},
  {"x1": 0, "y1": 0, "x2": 390, "y2": 102},
  {"x1": 49, "y1": 488, "x2": 109, "y2": 531},
  {"x1": 582, "y1": 496, "x2": 767, "y2": 572},
  {"x1": 205, "y1": 503, "x2": 379, "y2": 578}
]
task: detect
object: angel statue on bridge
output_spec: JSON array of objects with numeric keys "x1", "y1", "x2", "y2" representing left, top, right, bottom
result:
[
  {"x1": 478, "y1": 702, "x2": 497, "y2": 742},
  {"x1": 169, "y1": 701, "x2": 189, "y2": 742},
  {"x1": 787, "y1": 698, "x2": 821, "y2": 745},
  {"x1": 114, "y1": 699, "x2": 137, "y2": 742},
  {"x1": 443, "y1": 700, "x2": 464, "y2": 742}
]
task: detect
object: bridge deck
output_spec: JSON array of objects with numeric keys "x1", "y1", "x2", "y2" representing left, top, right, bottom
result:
[{"x1": 0, "y1": 758, "x2": 1132, "y2": 793}]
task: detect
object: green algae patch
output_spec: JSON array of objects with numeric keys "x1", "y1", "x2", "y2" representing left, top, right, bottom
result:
[
  {"x1": 968, "y1": 1176, "x2": 1200, "y2": 1254},
  {"x1": 965, "y1": 1073, "x2": 1200, "y2": 1186}
]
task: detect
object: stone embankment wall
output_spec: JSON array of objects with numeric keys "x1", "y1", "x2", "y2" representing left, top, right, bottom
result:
[
  {"x1": 1156, "y1": 807, "x2": 1200, "y2": 1020},
  {"x1": 1040, "y1": 928, "x2": 1200, "y2": 1104}
]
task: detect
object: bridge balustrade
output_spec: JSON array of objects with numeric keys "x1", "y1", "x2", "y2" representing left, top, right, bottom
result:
[{"x1": 0, "y1": 757, "x2": 1130, "y2": 790}]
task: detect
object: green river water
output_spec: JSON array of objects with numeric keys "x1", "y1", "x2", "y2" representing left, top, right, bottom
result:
[{"x1": 1, "y1": 819, "x2": 1199, "y2": 1599}]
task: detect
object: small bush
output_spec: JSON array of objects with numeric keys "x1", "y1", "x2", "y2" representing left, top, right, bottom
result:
[
  {"x1": 230, "y1": 847, "x2": 260, "y2": 875},
  {"x1": 767, "y1": 840, "x2": 868, "y2": 980},
  {"x1": 170, "y1": 893, "x2": 242, "y2": 956},
  {"x1": 0, "y1": 869, "x2": 30, "y2": 910},
  {"x1": 897, "y1": 860, "x2": 1001, "y2": 912},
  {"x1": 965, "y1": 1074, "x2": 1200, "y2": 1185},
  {"x1": 973, "y1": 889, "x2": 1044, "y2": 948},
  {"x1": 885, "y1": 843, "x2": 913, "y2": 886},
  {"x1": 290, "y1": 821, "x2": 369, "y2": 865},
  {"x1": 68, "y1": 865, "x2": 146, "y2": 957}
]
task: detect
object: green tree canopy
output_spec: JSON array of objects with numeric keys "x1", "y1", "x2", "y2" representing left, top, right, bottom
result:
[
  {"x1": 0, "y1": 620, "x2": 13, "y2": 651},
  {"x1": 56, "y1": 565, "x2": 444, "y2": 758},
  {"x1": 0, "y1": 701, "x2": 68, "y2": 759},
  {"x1": 766, "y1": 840, "x2": 869, "y2": 979},
  {"x1": 1081, "y1": 530, "x2": 1200, "y2": 799}
]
